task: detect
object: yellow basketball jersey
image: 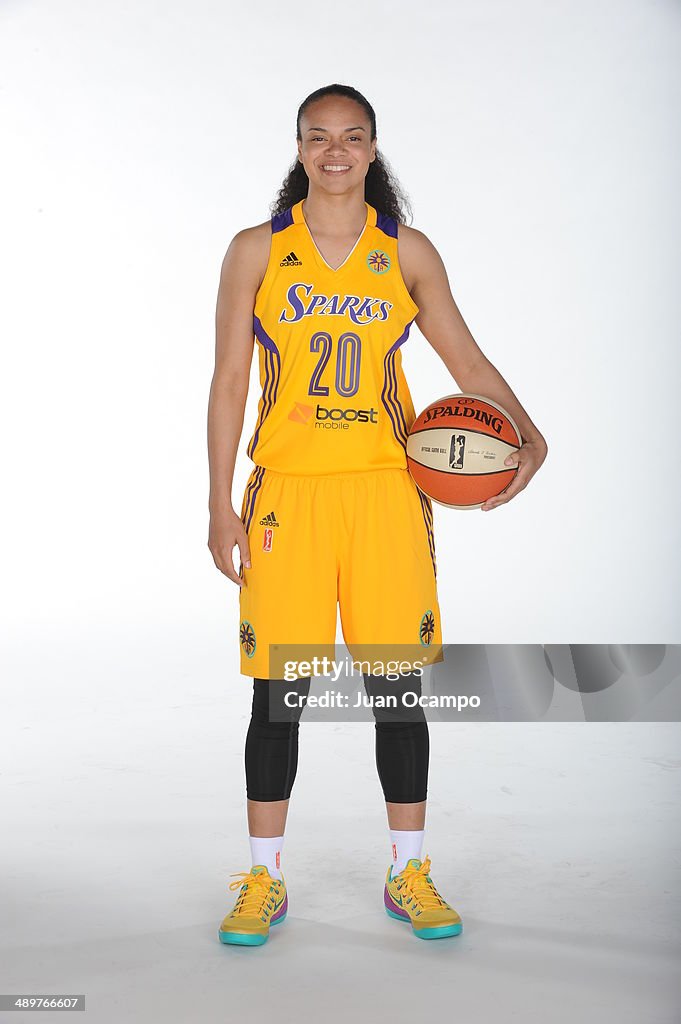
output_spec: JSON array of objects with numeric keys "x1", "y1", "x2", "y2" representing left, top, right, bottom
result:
[{"x1": 246, "y1": 198, "x2": 420, "y2": 474}]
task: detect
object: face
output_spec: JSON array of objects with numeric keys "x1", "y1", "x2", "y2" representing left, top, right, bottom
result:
[{"x1": 297, "y1": 96, "x2": 376, "y2": 192}]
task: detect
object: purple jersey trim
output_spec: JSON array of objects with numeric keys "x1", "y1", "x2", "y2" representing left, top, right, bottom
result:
[
  {"x1": 271, "y1": 208, "x2": 294, "y2": 233},
  {"x1": 376, "y1": 211, "x2": 399, "y2": 238},
  {"x1": 247, "y1": 317, "x2": 281, "y2": 460},
  {"x1": 253, "y1": 314, "x2": 280, "y2": 353},
  {"x1": 380, "y1": 320, "x2": 414, "y2": 447}
]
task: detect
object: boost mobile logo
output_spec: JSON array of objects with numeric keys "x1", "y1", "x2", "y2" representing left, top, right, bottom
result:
[{"x1": 315, "y1": 404, "x2": 378, "y2": 425}]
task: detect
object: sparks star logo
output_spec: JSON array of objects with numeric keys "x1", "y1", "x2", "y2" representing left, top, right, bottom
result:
[
  {"x1": 419, "y1": 610, "x2": 435, "y2": 646},
  {"x1": 240, "y1": 619, "x2": 256, "y2": 658},
  {"x1": 367, "y1": 248, "x2": 391, "y2": 274}
]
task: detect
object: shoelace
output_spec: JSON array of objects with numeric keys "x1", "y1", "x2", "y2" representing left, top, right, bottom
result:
[
  {"x1": 394, "y1": 855, "x2": 447, "y2": 911},
  {"x1": 228, "y1": 869, "x2": 282, "y2": 919}
]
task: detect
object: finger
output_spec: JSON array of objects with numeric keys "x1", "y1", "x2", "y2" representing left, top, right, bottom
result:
[
  {"x1": 238, "y1": 536, "x2": 252, "y2": 571},
  {"x1": 213, "y1": 547, "x2": 246, "y2": 586},
  {"x1": 481, "y1": 470, "x2": 527, "y2": 510},
  {"x1": 223, "y1": 558, "x2": 246, "y2": 586},
  {"x1": 482, "y1": 480, "x2": 528, "y2": 510}
]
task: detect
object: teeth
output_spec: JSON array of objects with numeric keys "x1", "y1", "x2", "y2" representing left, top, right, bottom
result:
[{"x1": 322, "y1": 165, "x2": 350, "y2": 171}]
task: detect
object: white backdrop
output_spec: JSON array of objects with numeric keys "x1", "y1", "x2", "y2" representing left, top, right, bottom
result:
[
  {"x1": 1, "y1": 0, "x2": 679, "y2": 650},
  {"x1": 1, "y1": 3, "x2": 680, "y2": 1021}
]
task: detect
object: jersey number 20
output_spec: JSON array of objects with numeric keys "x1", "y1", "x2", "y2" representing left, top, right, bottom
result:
[{"x1": 308, "y1": 331, "x2": 361, "y2": 398}]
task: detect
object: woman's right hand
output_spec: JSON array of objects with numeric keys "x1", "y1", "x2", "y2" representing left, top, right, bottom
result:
[{"x1": 208, "y1": 507, "x2": 251, "y2": 587}]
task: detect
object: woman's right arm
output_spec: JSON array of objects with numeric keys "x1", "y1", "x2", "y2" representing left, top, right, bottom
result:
[{"x1": 207, "y1": 224, "x2": 269, "y2": 585}]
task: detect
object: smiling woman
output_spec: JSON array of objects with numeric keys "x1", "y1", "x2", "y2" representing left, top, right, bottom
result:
[
  {"x1": 272, "y1": 83, "x2": 412, "y2": 230},
  {"x1": 207, "y1": 81, "x2": 547, "y2": 949}
]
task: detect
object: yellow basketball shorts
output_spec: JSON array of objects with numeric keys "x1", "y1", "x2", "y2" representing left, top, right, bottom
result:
[{"x1": 237, "y1": 466, "x2": 444, "y2": 679}]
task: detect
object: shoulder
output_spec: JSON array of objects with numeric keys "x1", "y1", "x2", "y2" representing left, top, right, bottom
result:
[
  {"x1": 223, "y1": 218, "x2": 271, "y2": 265},
  {"x1": 395, "y1": 223, "x2": 443, "y2": 292},
  {"x1": 395, "y1": 222, "x2": 441, "y2": 263},
  {"x1": 220, "y1": 217, "x2": 272, "y2": 290}
]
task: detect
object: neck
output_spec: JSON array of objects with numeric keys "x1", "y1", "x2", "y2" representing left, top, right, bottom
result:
[{"x1": 302, "y1": 187, "x2": 367, "y2": 234}]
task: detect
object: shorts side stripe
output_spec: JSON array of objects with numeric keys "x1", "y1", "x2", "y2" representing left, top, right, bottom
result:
[
  {"x1": 241, "y1": 466, "x2": 266, "y2": 532},
  {"x1": 415, "y1": 487, "x2": 437, "y2": 580}
]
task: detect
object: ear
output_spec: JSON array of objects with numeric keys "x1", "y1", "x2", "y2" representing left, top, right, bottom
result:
[
  {"x1": 296, "y1": 139, "x2": 303, "y2": 163},
  {"x1": 370, "y1": 138, "x2": 377, "y2": 162}
]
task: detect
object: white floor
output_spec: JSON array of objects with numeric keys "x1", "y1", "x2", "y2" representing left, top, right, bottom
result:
[{"x1": 2, "y1": 621, "x2": 680, "y2": 1023}]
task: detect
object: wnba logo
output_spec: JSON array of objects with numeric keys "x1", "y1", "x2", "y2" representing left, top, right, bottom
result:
[
  {"x1": 449, "y1": 433, "x2": 465, "y2": 469},
  {"x1": 263, "y1": 528, "x2": 273, "y2": 552}
]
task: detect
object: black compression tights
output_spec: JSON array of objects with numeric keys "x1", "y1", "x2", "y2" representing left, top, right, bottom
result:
[{"x1": 245, "y1": 672, "x2": 429, "y2": 803}]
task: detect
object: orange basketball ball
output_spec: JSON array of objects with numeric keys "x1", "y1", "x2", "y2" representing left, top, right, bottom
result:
[{"x1": 406, "y1": 393, "x2": 522, "y2": 509}]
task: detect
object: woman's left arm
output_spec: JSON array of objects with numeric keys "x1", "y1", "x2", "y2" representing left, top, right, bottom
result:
[{"x1": 400, "y1": 226, "x2": 548, "y2": 511}]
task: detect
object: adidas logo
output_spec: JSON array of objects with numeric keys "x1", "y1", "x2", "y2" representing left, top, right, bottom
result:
[
  {"x1": 259, "y1": 511, "x2": 280, "y2": 527},
  {"x1": 280, "y1": 250, "x2": 302, "y2": 267}
]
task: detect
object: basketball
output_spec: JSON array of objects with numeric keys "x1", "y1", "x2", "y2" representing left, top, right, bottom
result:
[{"x1": 406, "y1": 393, "x2": 522, "y2": 509}]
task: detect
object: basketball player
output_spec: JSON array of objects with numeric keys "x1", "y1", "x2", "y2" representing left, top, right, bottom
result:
[{"x1": 207, "y1": 85, "x2": 547, "y2": 945}]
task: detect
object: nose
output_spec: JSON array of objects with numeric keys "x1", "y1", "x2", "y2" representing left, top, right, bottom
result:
[{"x1": 325, "y1": 141, "x2": 347, "y2": 157}]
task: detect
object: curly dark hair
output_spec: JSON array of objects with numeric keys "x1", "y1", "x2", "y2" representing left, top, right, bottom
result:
[{"x1": 270, "y1": 83, "x2": 413, "y2": 225}]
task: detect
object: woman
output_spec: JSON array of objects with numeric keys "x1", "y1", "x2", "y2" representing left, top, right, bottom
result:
[{"x1": 207, "y1": 84, "x2": 547, "y2": 946}]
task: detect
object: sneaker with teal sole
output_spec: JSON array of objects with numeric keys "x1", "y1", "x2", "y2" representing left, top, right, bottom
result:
[
  {"x1": 384, "y1": 856, "x2": 462, "y2": 939},
  {"x1": 218, "y1": 864, "x2": 287, "y2": 946}
]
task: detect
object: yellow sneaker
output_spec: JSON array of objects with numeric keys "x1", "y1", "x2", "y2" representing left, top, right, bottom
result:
[
  {"x1": 218, "y1": 864, "x2": 288, "y2": 946},
  {"x1": 384, "y1": 855, "x2": 462, "y2": 939}
]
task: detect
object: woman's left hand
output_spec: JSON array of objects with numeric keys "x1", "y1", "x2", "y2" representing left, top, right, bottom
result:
[{"x1": 480, "y1": 437, "x2": 548, "y2": 511}]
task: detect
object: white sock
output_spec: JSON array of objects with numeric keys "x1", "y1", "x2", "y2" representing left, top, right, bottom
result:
[
  {"x1": 389, "y1": 829, "x2": 424, "y2": 879},
  {"x1": 249, "y1": 835, "x2": 284, "y2": 880}
]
